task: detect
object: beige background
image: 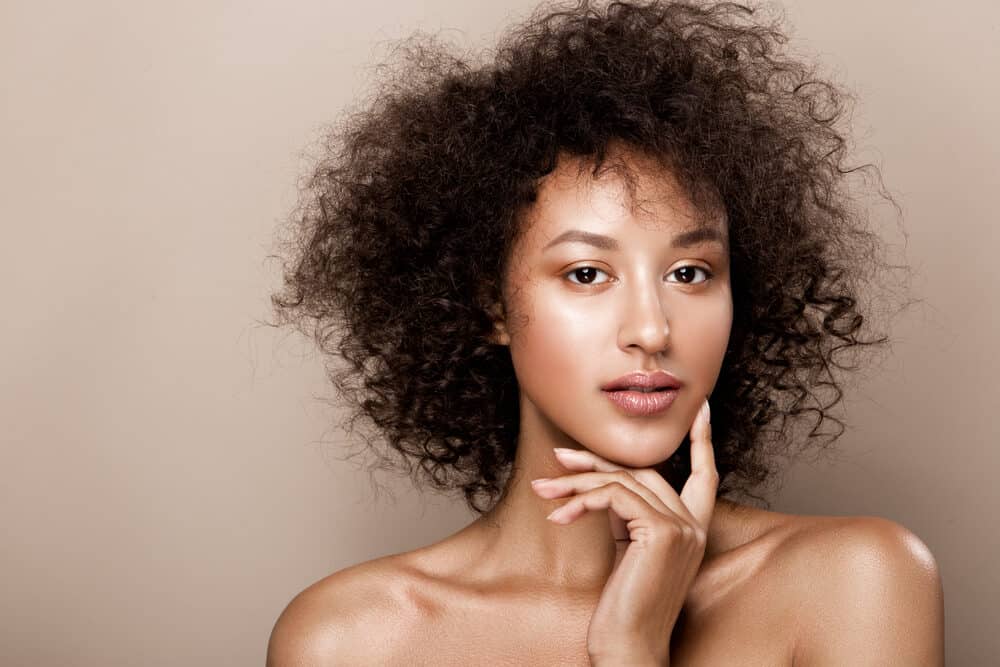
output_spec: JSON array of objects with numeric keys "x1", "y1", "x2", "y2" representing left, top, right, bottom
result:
[{"x1": 1, "y1": 1, "x2": 996, "y2": 664}]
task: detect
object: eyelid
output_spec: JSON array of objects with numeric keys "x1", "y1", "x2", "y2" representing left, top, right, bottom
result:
[
  {"x1": 563, "y1": 265, "x2": 612, "y2": 286},
  {"x1": 562, "y1": 263, "x2": 713, "y2": 286},
  {"x1": 665, "y1": 265, "x2": 714, "y2": 284}
]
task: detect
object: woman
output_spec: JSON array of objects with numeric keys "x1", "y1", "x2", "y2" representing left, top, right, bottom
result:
[{"x1": 266, "y1": 1, "x2": 944, "y2": 664}]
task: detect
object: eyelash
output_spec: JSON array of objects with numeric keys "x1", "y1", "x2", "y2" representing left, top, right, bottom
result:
[{"x1": 564, "y1": 265, "x2": 714, "y2": 286}]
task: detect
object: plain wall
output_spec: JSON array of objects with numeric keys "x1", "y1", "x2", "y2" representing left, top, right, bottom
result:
[{"x1": 1, "y1": 1, "x2": 996, "y2": 664}]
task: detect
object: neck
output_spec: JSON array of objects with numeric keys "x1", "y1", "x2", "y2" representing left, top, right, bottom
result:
[
  {"x1": 467, "y1": 402, "x2": 622, "y2": 595},
  {"x1": 463, "y1": 399, "x2": 740, "y2": 596}
]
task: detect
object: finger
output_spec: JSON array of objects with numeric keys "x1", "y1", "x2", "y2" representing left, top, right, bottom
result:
[
  {"x1": 552, "y1": 447, "x2": 627, "y2": 473},
  {"x1": 679, "y1": 397, "x2": 719, "y2": 529},
  {"x1": 532, "y1": 470, "x2": 671, "y2": 515},
  {"x1": 554, "y1": 447, "x2": 695, "y2": 524},
  {"x1": 546, "y1": 480, "x2": 678, "y2": 529},
  {"x1": 549, "y1": 449, "x2": 655, "y2": 540}
]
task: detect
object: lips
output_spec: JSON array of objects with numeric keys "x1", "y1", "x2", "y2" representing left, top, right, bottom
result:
[
  {"x1": 604, "y1": 387, "x2": 678, "y2": 416},
  {"x1": 601, "y1": 370, "x2": 683, "y2": 392}
]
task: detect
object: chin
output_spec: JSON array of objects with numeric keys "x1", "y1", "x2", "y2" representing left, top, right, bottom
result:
[
  {"x1": 581, "y1": 422, "x2": 685, "y2": 468},
  {"x1": 588, "y1": 442, "x2": 681, "y2": 470}
]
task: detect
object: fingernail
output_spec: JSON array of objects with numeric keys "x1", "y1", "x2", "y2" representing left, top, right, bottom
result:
[
  {"x1": 531, "y1": 478, "x2": 551, "y2": 486},
  {"x1": 701, "y1": 398, "x2": 711, "y2": 421},
  {"x1": 553, "y1": 448, "x2": 580, "y2": 457}
]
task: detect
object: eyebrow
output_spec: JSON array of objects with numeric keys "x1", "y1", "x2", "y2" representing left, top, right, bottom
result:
[{"x1": 542, "y1": 226, "x2": 728, "y2": 252}]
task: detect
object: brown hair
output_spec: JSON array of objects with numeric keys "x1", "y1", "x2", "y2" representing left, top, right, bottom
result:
[{"x1": 269, "y1": 0, "x2": 906, "y2": 514}]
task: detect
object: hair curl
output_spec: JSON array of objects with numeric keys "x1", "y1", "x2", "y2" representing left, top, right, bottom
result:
[{"x1": 269, "y1": 0, "x2": 906, "y2": 514}]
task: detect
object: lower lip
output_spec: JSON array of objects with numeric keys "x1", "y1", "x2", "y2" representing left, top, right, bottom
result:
[{"x1": 603, "y1": 389, "x2": 679, "y2": 416}]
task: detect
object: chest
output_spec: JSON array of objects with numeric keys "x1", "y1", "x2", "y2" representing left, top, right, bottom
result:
[{"x1": 384, "y1": 589, "x2": 794, "y2": 666}]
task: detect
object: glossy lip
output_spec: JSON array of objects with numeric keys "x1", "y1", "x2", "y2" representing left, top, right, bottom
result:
[
  {"x1": 604, "y1": 388, "x2": 679, "y2": 416},
  {"x1": 601, "y1": 370, "x2": 684, "y2": 391}
]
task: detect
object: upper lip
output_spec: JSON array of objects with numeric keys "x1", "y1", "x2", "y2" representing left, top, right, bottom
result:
[{"x1": 602, "y1": 370, "x2": 683, "y2": 391}]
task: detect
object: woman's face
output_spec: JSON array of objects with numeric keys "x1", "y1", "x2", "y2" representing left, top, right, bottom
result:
[{"x1": 494, "y1": 150, "x2": 733, "y2": 467}]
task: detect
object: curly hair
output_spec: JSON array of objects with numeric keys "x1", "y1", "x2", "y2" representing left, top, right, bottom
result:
[{"x1": 269, "y1": 0, "x2": 906, "y2": 514}]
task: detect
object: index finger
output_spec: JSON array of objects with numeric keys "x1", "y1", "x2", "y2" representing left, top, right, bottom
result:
[
  {"x1": 679, "y1": 397, "x2": 719, "y2": 529},
  {"x1": 553, "y1": 446, "x2": 696, "y2": 525}
]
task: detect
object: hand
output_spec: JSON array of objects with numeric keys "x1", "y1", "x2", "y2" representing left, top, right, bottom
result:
[{"x1": 530, "y1": 397, "x2": 717, "y2": 666}]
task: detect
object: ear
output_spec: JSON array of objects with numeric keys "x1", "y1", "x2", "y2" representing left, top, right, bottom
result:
[{"x1": 487, "y1": 300, "x2": 510, "y2": 346}]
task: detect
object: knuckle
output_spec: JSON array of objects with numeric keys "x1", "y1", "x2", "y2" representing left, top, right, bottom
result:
[
  {"x1": 610, "y1": 470, "x2": 632, "y2": 485},
  {"x1": 657, "y1": 519, "x2": 683, "y2": 540}
]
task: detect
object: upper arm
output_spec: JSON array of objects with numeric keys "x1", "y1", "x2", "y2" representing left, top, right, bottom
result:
[{"x1": 793, "y1": 517, "x2": 945, "y2": 666}]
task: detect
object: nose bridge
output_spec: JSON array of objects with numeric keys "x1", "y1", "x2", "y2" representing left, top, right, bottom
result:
[{"x1": 620, "y1": 270, "x2": 669, "y2": 352}]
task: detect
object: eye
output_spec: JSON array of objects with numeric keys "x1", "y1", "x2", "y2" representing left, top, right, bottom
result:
[
  {"x1": 565, "y1": 266, "x2": 610, "y2": 285},
  {"x1": 667, "y1": 265, "x2": 713, "y2": 284}
]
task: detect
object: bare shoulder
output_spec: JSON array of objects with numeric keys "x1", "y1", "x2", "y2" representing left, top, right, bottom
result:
[
  {"x1": 778, "y1": 513, "x2": 945, "y2": 666},
  {"x1": 266, "y1": 555, "x2": 416, "y2": 667}
]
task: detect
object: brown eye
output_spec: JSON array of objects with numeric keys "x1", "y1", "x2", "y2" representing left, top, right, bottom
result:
[
  {"x1": 565, "y1": 266, "x2": 609, "y2": 285},
  {"x1": 668, "y1": 266, "x2": 712, "y2": 284}
]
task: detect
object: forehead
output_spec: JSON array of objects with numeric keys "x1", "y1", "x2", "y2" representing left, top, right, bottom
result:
[{"x1": 520, "y1": 147, "x2": 727, "y2": 245}]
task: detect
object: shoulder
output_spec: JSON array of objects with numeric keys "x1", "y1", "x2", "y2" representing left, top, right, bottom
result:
[
  {"x1": 266, "y1": 555, "x2": 417, "y2": 667},
  {"x1": 781, "y1": 514, "x2": 945, "y2": 666}
]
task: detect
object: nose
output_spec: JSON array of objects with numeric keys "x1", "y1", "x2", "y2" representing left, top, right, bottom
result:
[{"x1": 618, "y1": 279, "x2": 670, "y2": 355}]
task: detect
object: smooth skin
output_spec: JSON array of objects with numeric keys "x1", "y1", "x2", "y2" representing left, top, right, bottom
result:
[{"x1": 267, "y1": 144, "x2": 944, "y2": 666}]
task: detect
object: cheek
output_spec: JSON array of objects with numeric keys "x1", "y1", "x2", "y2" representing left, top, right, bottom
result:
[
  {"x1": 679, "y1": 293, "x2": 733, "y2": 379},
  {"x1": 508, "y1": 285, "x2": 733, "y2": 401},
  {"x1": 507, "y1": 288, "x2": 603, "y2": 394}
]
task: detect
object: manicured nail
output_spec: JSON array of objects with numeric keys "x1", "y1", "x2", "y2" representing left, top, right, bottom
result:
[
  {"x1": 531, "y1": 478, "x2": 551, "y2": 486},
  {"x1": 700, "y1": 398, "x2": 711, "y2": 421}
]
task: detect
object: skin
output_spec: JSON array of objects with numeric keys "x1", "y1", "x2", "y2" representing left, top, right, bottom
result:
[{"x1": 267, "y1": 145, "x2": 945, "y2": 666}]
